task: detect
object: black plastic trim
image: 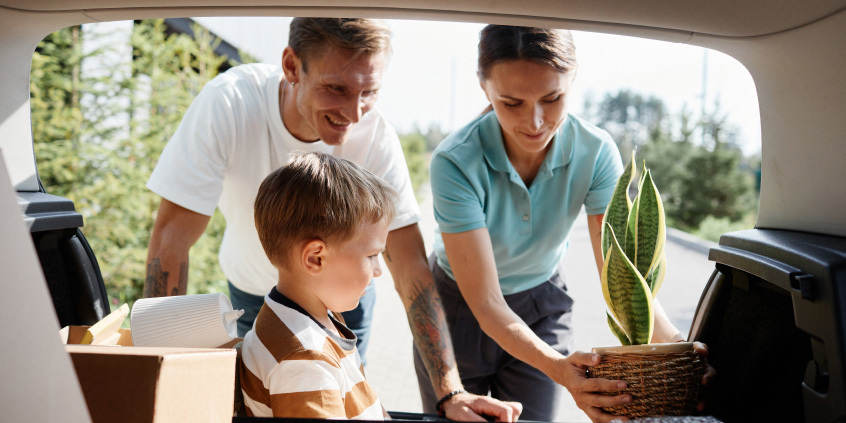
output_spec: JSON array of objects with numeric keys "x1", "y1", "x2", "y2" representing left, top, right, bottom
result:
[
  {"x1": 70, "y1": 228, "x2": 109, "y2": 322},
  {"x1": 698, "y1": 228, "x2": 846, "y2": 423},
  {"x1": 708, "y1": 245, "x2": 803, "y2": 294},
  {"x1": 17, "y1": 191, "x2": 84, "y2": 233}
]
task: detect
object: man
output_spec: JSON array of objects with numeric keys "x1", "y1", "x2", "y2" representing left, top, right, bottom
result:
[{"x1": 144, "y1": 18, "x2": 520, "y2": 421}]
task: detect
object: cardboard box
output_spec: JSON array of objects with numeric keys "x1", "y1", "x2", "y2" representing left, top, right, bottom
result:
[{"x1": 61, "y1": 326, "x2": 237, "y2": 423}]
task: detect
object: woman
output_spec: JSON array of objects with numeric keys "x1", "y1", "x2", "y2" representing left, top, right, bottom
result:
[{"x1": 414, "y1": 25, "x2": 692, "y2": 422}]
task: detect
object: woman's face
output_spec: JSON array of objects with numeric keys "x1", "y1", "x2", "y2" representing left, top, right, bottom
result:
[{"x1": 481, "y1": 60, "x2": 574, "y2": 159}]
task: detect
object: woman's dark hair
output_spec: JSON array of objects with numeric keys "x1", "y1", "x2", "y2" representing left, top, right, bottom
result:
[{"x1": 477, "y1": 25, "x2": 577, "y2": 80}]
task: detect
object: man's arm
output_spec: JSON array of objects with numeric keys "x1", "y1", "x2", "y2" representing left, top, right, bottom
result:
[
  {"x1": 382, "y1": 224, "x2": 461, "y2": 396},
  {"x1": 144, "y1": 199, "x2": 211, "y2": 297},
  {"x1": 383, "y1": 223, "x2": 520, "y2": 422}
]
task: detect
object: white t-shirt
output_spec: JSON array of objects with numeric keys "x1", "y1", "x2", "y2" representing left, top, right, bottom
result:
[{"x1": 147, "y1": 63, "x2": 420, "y2": 295}]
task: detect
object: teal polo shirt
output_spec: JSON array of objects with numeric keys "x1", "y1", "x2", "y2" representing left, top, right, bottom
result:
[{"x1": 431, "y1": 111, "x2": 623, "y2": 295}]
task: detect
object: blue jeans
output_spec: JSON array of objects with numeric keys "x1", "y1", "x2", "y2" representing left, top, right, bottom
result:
[{"x1": 227, "y1": 281, "x2": 376, "y2": 364}]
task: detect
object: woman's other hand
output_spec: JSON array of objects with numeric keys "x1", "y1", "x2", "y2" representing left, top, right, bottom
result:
[
  {"x1": 693, "y1": 341, "x2": 716, "y2": 412},
  {"x1": 557, "y1": 351, "x2": 632, "y2": 422}
]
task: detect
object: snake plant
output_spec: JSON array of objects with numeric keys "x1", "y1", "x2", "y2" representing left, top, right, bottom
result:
[{"x1": 600, "y1": 151, "x2": 667, "y2": 345}]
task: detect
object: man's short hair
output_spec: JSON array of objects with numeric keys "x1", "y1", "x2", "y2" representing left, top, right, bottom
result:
[
  {"x1": 288, "y1": 18, "x2": 391, "y2": 70},
  {"x1": 255, "y1": 152, "x2": 396, "y2": 269}
]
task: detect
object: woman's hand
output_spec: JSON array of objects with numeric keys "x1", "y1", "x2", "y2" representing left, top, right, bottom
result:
[
  {"x1": 442, "y1": 392, "x2": 523, "y2": 422},
  {"x1": 693, "y1": 342, "x2": 717, "y2": 412},
  {"x1": 556, "y1": 351, "x2": 632, "y2": 423}
]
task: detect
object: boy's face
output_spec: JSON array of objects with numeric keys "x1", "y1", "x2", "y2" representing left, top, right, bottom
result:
[{"x1": 315, "y1": 217, "x2": 391, "y2": 313}]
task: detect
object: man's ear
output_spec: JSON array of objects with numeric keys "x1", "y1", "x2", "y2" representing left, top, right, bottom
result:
[
  {"x1": 281, "y1": 46, "x2": 301, "y2": 85},
  {"x1": 301, "y1": 239, "x2": 326, "y2": 275}
]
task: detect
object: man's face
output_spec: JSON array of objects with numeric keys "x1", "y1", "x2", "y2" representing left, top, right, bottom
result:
[{"x1": 282, "y1": 46, "x2": 387, "y2": 145}]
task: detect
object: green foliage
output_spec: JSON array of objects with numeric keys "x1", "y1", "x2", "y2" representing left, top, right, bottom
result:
[
  {"x1": 397, "y1": 124, "x2": 449, "y2": 200},
  {"x1": 31, "y1": 20, "x2": 245, "y2": 308},
  {"x1": 31, "y1": 26, "x2": 87, "y2": 195},
  {"x1": 601, "y1": 156, "x2": 666, "y2": 345},
  {"x1": 666, "y1": 143, "x2": 754, "y2": 231},
  {"x1": 603, "y1": 224, "x2": 655, "y2": 345},
  {"x1": 586, "y1": 90, "x2": 757, "y2": 234},
  {"x1": 584, "y1": 90, "x2": 669, "y2": 160},
  {"x1": 398, "y1": 130, "x2": 430, "y2": 200},
  {"x1": 420, "y1": 123, "x2": 448, "y2": 152},
  {"x1": 692, "y1": 211, "x2": 757, "y2": 243},
  {"x1": 600, "y1": 154, "x2": 635, "y2": 257}
]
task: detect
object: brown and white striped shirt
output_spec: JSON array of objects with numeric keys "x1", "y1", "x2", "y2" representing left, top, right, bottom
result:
[{"x1": 239, "y1": 289, "x2": 384, "y2": 419}]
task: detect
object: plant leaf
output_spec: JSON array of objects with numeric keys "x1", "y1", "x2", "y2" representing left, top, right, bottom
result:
[
  {"x1": 625, "y1": 192, "x2": 638, "y2": 262},
  {"x1": 607, "y1": 312, "x2": 631, "y2": 345},
  {"x1": 601, "y1": 222, "x2": 654, "y2": 345},
  {"x1": 634, "y1": 169, "x2": 667, "y2": 279},
  {"x1": 601, "y1": 246, "x2": 617, "y2": 323},
  {"x1": 646, "y1": 251, "x2": 667, "y2": 296},
  {"x1": 601, "y1": 150, "x2": 636, "y2": 258}
]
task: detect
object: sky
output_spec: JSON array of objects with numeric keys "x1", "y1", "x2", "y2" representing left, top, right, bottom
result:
[{"x1": 195, "y1": 17, "x2": 761, "y2": 155}]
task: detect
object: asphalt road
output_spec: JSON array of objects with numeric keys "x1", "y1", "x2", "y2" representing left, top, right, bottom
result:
[{"x1": 365, "y1": 185, "x2": 717, "y2": 422}]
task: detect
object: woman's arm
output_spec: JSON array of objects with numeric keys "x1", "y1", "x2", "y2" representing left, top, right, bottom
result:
[
  {"x1": 586, "y1": 214, "x2": 683, "y2": 343},
  {"x1": 442, "y1": 228, "x2": 632, "y2": 422}
]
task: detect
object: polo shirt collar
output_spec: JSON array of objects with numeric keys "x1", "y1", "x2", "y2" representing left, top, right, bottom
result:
[
  {"x1": 548, "y1": 115, "x2": 576, "y2": 170},
  {"x1": 480, "y1": 112, "x2": 576, "y2": 176}
]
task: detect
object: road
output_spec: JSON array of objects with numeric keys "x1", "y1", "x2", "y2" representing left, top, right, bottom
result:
[{"x1": 365, "y1": 184, "x2": 717, "y2": 422}]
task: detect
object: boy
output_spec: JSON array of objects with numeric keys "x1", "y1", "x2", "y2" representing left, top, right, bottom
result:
[{"x1": 239, "y1": 152, "x2": 394, "y2": 419}]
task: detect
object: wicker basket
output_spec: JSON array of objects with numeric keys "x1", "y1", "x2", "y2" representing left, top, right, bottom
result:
[{"x1": 587, "y1": 343, "x2": 707, "y2": 418}]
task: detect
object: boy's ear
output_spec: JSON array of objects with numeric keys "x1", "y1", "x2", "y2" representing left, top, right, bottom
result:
[{"x1": 301, "y1": 239, "x2": 326, "y2": 275}]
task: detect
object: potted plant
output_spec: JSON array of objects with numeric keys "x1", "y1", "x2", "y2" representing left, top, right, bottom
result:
[{"x1": 588, "y1": 151, "x2": 707, "y2": 418}]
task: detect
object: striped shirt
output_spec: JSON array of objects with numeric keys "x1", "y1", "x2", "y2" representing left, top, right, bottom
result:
[{"x1": 239, "y1": 289, "x2": 384, "y2": 419}]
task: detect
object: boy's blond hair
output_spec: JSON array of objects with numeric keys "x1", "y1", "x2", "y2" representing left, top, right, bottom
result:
[{"x1": 255, "y1": 152, "x2": 396, "y2": 269}]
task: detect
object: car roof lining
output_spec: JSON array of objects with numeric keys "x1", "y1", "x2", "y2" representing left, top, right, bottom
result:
[{"x1": 1, "y1": 0, "x2": 846, "y2": 38}]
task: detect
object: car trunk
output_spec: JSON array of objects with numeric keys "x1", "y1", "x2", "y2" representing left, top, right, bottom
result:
[
  {"x1": 18, "y1": 191, "x2": 110, "y2": 327},
  {"x1": 691, "y1": 229, "x2": 846, "y2": 423}
]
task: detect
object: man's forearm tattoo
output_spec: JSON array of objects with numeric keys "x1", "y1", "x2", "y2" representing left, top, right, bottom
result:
[
  {"x1": 407, "y1": 278, "x2": 455, "y2": 386},
  {"x1": 145, "y1": 259, "x2": 188, "y2": 297},
  {"x1": 173, "y1": 262, "x2": 188, "y2": 296},
  {"x1": 145, "y1": 258, "x2": 168, "y2": 297}
]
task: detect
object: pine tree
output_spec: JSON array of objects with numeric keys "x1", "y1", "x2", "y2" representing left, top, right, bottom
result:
[
  {"x1": 667, "y1": 108, "x2": 754, "y2": 231},
  {"x1": 31, "y1": 20, "x2": 246, "y2": 307},
  {"x1": 588, "y1": 89, "x2": 756, "y2": 232}
]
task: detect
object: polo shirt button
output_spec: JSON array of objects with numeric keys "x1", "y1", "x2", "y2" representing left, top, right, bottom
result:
[{"x1": 522, "y1": 214, "x2": 529, "y2": 221}]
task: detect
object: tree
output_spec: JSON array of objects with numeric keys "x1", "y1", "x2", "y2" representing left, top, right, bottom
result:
[
  {"x1": 31, "y1": 20, "x2": 244, "y2": 307},
  {"x1": 586, "y1": 89, "x2": 756, "y2": 232},
  {"x1": 421, "y1": 123, "x2": 448, "y2": 152},
  {"x1": 584, "y1": 89, "x2": 669, "y2": 159},
  {"x1": 398, "y1": 131, "x2": 429, "y2": 200},
  {"x1": 398, "y1": 123, "x2": 451, "y2": 199},
  {"x1": 660, "y1": 106, "x2": 755, "y2": 231},
  {"x1": 128, "y1": 19, "x2": 232, "y2": 299},
  {"x1": 639, "y1": 106, "x2": 696, "y2": 221},
  {"x1": 31, "y1": 26, "x2": 91, "y2": 197}
]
